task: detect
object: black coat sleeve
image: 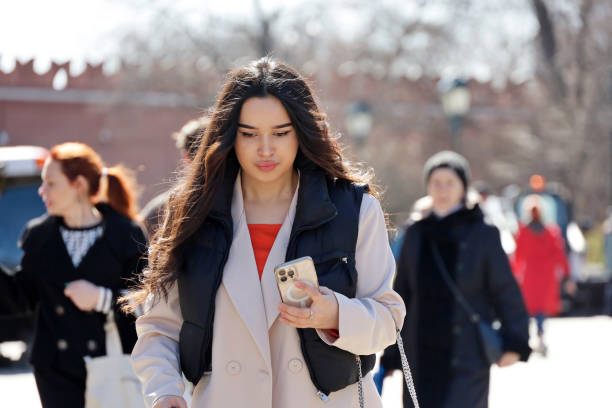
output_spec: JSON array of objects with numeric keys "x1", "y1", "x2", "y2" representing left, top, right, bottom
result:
[
  {"x1": 111, "y1": 222, "x2": 147, "y2": 353},
  {"x1": 483, "y1": 225, "x2": 531, "y2": 361},
  {"x1": 0, "y1": 224, "x2": 41, "y2": 315}
]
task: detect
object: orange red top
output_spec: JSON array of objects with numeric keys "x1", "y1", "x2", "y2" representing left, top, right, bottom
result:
[
  {"x1": 248, "y1": 224, "x2": 282, "y2": 279},
  {"x1": 248, "y1": 223, "x2": 339, "y2": 338}
]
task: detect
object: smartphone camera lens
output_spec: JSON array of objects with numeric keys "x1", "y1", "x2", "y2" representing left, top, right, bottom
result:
[
  {"x1": 280, "y1": 276, "x2": 287, "y2": 282},
  {"x1": 288, "y1": 270, "x2": 295, "y2": 278},
  {"x1": 278, "y1": 269, "x2": 286, "y2": 276}
]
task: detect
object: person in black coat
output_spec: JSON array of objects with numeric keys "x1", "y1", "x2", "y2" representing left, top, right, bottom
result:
[
  {"x1": 381, "y1": 151, "x2": 531, "y2": 408},
  {"x1": 0, "y1": 142, "x2": 146, "y2": 408}
]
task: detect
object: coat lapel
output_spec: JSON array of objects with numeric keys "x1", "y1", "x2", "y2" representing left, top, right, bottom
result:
[
  {"x1": 221, "y1": 173, "x2": 271, "y2": 368},
  {"x1": 260, "y1": 183, "x2": 298, "y2": 330}
]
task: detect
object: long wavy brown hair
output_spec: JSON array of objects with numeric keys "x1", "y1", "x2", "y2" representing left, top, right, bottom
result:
[{"x1": 128, "y1": 57, "x2": 378, "y2": 308}]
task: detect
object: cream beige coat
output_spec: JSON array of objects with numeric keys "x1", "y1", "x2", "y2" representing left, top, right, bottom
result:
[{"x1": 132, "y1": 175, "x2": 405, "y2": 407}]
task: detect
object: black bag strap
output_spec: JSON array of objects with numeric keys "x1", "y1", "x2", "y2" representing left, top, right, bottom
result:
[{"x1": 429, "y1": 240, "x2": 481, "y2": 324}]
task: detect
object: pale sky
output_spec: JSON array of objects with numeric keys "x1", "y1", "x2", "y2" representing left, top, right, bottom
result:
[
  {"x1": 2, "y1": 0, "x2": 128, "y2": 72},
  {"x1": 0, "y1": 0, "x2": 538, "y2": 83},
  {"x1": 0, "y1": 0, "x2": 302, "y2": 74}
]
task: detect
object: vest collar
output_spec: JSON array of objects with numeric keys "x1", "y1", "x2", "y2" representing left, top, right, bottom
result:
[
  {"x1": 209, "y1": 160, "x2": 338, "y2": 235},
  {"x1": 290, "y1": 168, "x2": 338, "y2": 236}
]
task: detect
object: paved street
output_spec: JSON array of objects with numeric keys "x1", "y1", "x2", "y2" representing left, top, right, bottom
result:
[
  {"x1": 1, "y1": 316, "x2": 611, "y2": 407},
  {"x1": 382, "y1": 316, "x2": 612, "y2": 408},
  {"x1": 488, "y1": 316, "x2": 612, "y2": 408}
]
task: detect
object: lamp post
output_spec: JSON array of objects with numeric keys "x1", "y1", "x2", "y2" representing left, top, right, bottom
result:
[
  {"x1": 439, "y1": 78, "x2": 471, "y2": 153},
  {"x1": 344, "y1": 101, "x2": 373, "y2": 148}
]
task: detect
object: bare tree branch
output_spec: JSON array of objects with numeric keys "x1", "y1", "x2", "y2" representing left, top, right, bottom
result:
[{"x1": 532, "y1": 0, "x2": 567, "y2": 98}]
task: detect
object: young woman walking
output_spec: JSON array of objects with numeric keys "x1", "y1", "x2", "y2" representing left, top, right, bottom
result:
[
  {"x1": 128, "y1": 58, "x2": 405, "y2": 408},
  {"x1": 0, "y1": 142, "x2": 146, "y2": 407},
  {"x1": 381, "y1": 151, "x2": 531, "y2": 408}
]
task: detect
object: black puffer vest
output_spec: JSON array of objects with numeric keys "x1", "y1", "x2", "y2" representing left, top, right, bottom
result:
[{"x1": 177, "y1": 162, "x2": 376, "y2": 398}]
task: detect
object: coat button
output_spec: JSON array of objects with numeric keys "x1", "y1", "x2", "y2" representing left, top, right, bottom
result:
[
  {"x1": 57, "y1": 339, "x2": 68, "y2": 351},
  {"x1": 456, "y1": 263, "x2": 464, "y2": 272},
  {"x1": 288, "y1": 358, "x2": 303, "y2": 373},
  {"x1": 55, "y1": 305, "x2": 65, "y2": 315},
  {"x1": 87, "y1": 340, "x2": 98, "y2": 351},
  {"x1": 451, "y1": 357, "x2": 459, "y2": 368},
  {"x1": 459, "y1": 242, "x2": 468, "y2": 250},
  {"x1": 453, "y1": 325, "x2": 462, "y2": 335},
  {"x1": 226, "y1": 361, "x2": 241, "y2": 376}
]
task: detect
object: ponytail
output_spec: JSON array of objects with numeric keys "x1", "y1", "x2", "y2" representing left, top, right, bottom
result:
[
  {"x1": 105, "y1": 165, "x2": 140, "y2": 221},
  {"x1": 50, "y1": 142, "x2": 141, "y2": 221}
]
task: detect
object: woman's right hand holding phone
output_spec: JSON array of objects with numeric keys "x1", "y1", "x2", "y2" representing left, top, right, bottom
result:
[
  {"x1": 153, "y1": 395, "x2": 187, "y2": 408},
  {"x1": 278, "y1": 282, "x2": 339, "y2": 330}
]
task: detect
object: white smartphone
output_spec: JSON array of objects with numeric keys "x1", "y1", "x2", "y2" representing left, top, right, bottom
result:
[{"x1": 274, "y1": 256, "x2": 319, "y2": 308}]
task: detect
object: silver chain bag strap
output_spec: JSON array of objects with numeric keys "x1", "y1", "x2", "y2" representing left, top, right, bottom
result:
[{"x1": 355, "y1": 330, "x2": 420, "y2": 408}]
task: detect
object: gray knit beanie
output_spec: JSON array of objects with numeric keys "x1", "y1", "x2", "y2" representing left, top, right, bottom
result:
[{"x1": 423, "y1": 150, "x2": 471, "y2": 189}]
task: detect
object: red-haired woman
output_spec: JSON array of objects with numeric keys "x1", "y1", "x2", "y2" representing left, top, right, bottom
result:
[
  {"x1": 127, "y1": 58, "x2": 405, "y2": 408},
  {"x1": 0, "y1": 142, "x2": 146, "y2": 407}
]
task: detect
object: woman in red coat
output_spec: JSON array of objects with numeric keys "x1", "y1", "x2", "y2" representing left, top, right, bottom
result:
[{"x1": 513, "y1": 197, "x2": 570, "y2": 355}]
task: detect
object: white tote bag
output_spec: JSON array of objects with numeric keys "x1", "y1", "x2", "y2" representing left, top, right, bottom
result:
[{"x1": 84, "y1": 312, "x2": 145, "y2": 408}]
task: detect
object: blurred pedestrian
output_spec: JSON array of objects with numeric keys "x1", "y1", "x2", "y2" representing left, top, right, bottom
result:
[
  {"x1": 140, "y1": 116, "x2": 210, "y2": 236},
  {"x1": 473, "y1": 180, "x2": 516, "y2": 255},
  {"x1": 602, "y1": 206, "x2": 612, "y2": 280},
  {"x1": 381, "y1": 151, "x2": 531, "y2": 408},
  {"x1": 0, "y1": 142, "x2": 146, "y2": 407},
  {"x1": 126, "y1": 58, "x2": 405, "y2": 408},
  {"x1": 512, "y1": 194, "x2": 572, "y2": 355}
]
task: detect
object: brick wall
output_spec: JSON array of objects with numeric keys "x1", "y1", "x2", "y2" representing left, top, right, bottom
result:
[
  {"x1": 0, "y1": 59, "x2": 534, "y2": 216},
  {"x1": 0, "y1": 60, "x2": 204, "y2": 206}
]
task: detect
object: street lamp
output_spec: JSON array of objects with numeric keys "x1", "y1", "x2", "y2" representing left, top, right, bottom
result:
[
  {"x1": 344, "y1": 101, "x2": 373, "y2": 148},
  {"x1": 439, "y1": 78, "x2": 471, "y2": 152}
]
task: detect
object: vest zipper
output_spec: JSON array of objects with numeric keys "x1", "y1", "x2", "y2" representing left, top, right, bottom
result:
[
  {"x1": 287, "y1": 215, "x2": 338, "y2": 400},
  {"x1": 316, "y1": 390, "x2": 330, "y2": 402},
  {"x1": 295, "y1": 328, "x2": 331, "y2": 399}
]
